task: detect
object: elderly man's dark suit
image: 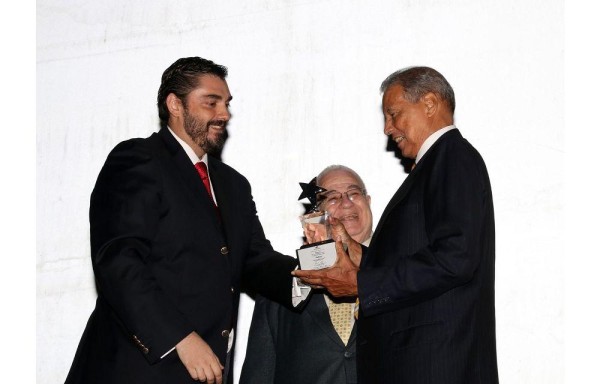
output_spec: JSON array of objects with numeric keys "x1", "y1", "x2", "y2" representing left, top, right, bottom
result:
[
  {"x1": 240, "y1": 293, "x2": 357, "y2": 384},
  {"x1": 357, "y1": 129, "x2": 498, "y2": 384},
  {"x1": 65, "y1": 128, "x2": 297, "y2": 383}
]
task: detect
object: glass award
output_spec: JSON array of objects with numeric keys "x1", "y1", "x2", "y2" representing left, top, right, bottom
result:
[{"x1": 296, "y1": 178, "x2": 337, "y2": 270}]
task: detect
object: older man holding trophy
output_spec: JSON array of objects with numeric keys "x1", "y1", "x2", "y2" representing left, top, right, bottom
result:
[{"x1": 240, "y1": 165, "x2": 373, "y2": 384}]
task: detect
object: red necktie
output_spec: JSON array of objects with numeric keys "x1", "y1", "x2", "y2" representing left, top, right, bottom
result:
[{"x1": 194, "y1": 162, "x2": 219, "y2": 215}]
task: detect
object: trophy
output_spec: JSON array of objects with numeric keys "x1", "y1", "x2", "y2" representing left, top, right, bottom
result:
[{"x1": 296, "y1": 177, "x2": 337, "y2": 270}]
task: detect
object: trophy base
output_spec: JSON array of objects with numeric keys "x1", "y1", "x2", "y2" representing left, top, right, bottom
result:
[{"x1": 296, "y1": 239, "x2": 336, "y2": 270}]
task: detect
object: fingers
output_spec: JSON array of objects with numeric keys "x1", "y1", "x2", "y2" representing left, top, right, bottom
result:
[
  {"x1": 195, "y1": 362, "x2": 223, "y2": 383},
  {"x1": 304, "y1": 223, "x2": 328, "y2": 244},
  {"x1": 176, "y1": 332, "x2": 224, "y2": 383},
  {"x1": 303, "y1": 224, "x2": 315, "y2": 243},
  {"x1": 333, "y1": 239, "x2": 354, "y2": 269},
  {"x1": 293, "y1": 265, "x2": 358, "y2": 296},
  {"x1": 347, "y1": 239, "x2": 363, "y2": 266},
  {"x1": 335, "y1": 240, "x2": 347, "y2": 263},
  {"x1": 328, "y1": 217, "x2": 351, "y2": 243},
  {"x1": 292, "y1": 269, "x2": 326, "y2": 288},
  {"x1": 186, "y1": 358, "x2": 223, "y2": 383}
]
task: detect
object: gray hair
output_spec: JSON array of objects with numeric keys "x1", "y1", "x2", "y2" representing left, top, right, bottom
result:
[
  {"x1": 316, "y1": 165, "x2": 366, "y2": 192},
  {"x1": 380, "y1": 66, "x2": 455, "y2": 113}
]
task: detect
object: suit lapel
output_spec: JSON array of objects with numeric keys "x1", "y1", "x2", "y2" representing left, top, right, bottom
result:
[
  {"x1": 367, "y1": 170, "x2": 418, "y2": 259},
  {"x1": 206, "y1": 158, "x2": 239, "y2": 247},
  {"x1": 306, "y1": 295, "x2": 350, "y2": 347},
  {"x1": 367, "y1": 129, "x2": 461, "y2": 264},
  {"x1": 206, "y1": 159, "x2": 231, "y2": 228},
  {"x1": 157, "y1": 129, "x2": 222, "y2": 230}
]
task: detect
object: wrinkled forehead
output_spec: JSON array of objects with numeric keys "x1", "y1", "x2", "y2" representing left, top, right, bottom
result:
[{"x1": 319, "y1": 170, "x2": 363, "y2": 192}]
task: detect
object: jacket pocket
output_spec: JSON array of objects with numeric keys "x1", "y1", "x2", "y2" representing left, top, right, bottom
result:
[
  {"x1": 390, "y1": 320, "x2": 443, "y2": 351},
  {"x1": 388, "y1": 321, "x2": 443, "y2": 383}
]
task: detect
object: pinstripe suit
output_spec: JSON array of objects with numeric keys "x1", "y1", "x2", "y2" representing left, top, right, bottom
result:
[{"x1": 356, "y1": 129, "x2": 499, "y2": 383}]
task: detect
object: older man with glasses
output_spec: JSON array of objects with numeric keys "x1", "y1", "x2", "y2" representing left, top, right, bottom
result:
[{"x1": 240, "y1": 165, "x2": 373, "y2": 384}]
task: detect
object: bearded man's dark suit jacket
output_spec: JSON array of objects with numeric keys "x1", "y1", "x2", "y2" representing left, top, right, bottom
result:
[
  {"x1": 357, "y1": 129, "x2": 499, "y2": 384},
  {"x1": 239, "y1": 293, "x2": 357, "y2": 384},
  {"x1": 65, "y1": 128, "x2": 297, "y2": 384}
]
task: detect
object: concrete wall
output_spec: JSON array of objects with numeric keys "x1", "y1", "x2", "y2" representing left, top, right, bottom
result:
[{"x1": 37, "y1": 0, "x2": 564, "y2": 382}]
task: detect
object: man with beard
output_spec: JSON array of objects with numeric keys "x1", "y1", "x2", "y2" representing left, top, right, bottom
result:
[{"x1": 65, "y1": 57, "x2": 301, "y2": 384}]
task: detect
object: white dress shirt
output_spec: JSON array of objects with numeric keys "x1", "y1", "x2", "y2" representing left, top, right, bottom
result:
[
  {"x1": 162, "y1": 128, "x2": 230, "y2": 357},
  {"x1": 167, "y1": 127, "x2": 218, "y2": 205},
  {"x1": 415, "y1": 125, "x2": 456, "y2": 164}
]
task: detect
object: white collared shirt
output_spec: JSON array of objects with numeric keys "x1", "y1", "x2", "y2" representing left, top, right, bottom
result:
[
  {"x1": 415, "y1": 125, "x2": 456, "y2": 164},
  {"x1": 167, "y1": 127, "x2": 218, "y2": 205},
  {"x1": 161, "y1": 127, "x2": 228, "y2": 359}
]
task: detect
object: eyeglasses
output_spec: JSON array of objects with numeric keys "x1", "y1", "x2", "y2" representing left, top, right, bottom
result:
[{"x1": 317, "y1": 187, "x2": 367, "y2": 208}]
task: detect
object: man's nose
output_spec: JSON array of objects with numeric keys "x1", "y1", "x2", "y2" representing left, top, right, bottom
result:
[
  {"x1": 340, "y1": 192, "x2": 354, "y2": 207},
  {"x1": 384, "y1": 119, "x2": 393, "y2": 136},
  {"x1": 217, "y1": 104, "x2": 231, "y2": 121}
]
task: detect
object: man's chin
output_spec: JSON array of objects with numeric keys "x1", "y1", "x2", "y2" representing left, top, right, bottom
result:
[
  {"x1": 203, "y1": 138, "x2": 225, "y2": 155},
  {"x1": 206, "y1": 131, "x2": 221, "y2": 142}
]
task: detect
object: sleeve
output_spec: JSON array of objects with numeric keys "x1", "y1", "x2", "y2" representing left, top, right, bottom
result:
[
  {"x1": 358, "y1": 145, "x2": 490, "y2": 317},
  {"x1": 90, "y1": 140, "x2": 193, "y2": 363},
  {"x1": 239, "y1": 295, "x2": 277, "y2": 384},
  {"x1": 238, "y1": 180, "x2": 300, "y2": 309}
]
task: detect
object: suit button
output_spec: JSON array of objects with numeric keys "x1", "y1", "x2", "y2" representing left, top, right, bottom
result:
[
  {"x1": 221, "y1": 330, "x2": 230, "y2": 338},
  {"x1": 142, "y1": 347, "x2": 150, "y2": 354},
  {"x1": 220, "y1": 246, "x2": 229, "y2": 255},
  {"x1": 344, "y1": 351, "x2": 354, "y2": 358},
  {"x1": 230, "y1": 287, "x2": 234, "y2": 293}
]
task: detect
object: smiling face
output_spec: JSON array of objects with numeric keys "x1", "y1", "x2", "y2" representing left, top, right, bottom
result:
[
  {"x1": 182, "y1": 75, "x2": 232, "y2": 155},
  {"x1": 382, "y1": 84, "x2": 436, "y2": 160},
  {"x1": 318, "y1": 169, "x2": 372, "y2": 244},
  {"x1": 167, "y1": 74, "x2": 232, "y2": 157}
]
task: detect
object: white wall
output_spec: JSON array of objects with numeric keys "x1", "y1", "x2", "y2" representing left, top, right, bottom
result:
[{"x1": 37, "y1": 0, "x2": 564, "y2": 382}]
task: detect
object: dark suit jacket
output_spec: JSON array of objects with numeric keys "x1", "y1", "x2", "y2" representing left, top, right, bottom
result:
[
  {"x1": 65, "y1": 128, "x2": 297, "y2": 384},
  {"x1": 356, "y1": 129, "x2": 499, "y2": 384},
  {"x1": 240, "y1": 293, "x2": 357, "y2": 384}
]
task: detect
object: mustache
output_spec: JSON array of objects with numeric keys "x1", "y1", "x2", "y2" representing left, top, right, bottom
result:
[{"x1": 208, "y1": 120, "x2": 227, "y2": 128}]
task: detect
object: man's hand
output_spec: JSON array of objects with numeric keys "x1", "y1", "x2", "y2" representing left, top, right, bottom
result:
[
  {"x1": 293, "y1": 240, "x2": 359, "y2": 297},
  {"x1": 176, "y1": 331, "x2": 224, "y2": 383},
  {"x1": 303, "y1": 222, "x2": 328, "y2": 244},
  {"x1": 304, "y1": 217, "x2": 363, "y2": 266},
  {"x1": 328, "y1": 216, "x2": 363, "y2": 267}
]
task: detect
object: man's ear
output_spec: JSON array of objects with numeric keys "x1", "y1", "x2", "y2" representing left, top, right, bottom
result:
[
  {"x1": 422, "y1": 92, "x2": 439, "y2": 118},
  {"x1": 166, "y1": 93, "x2": 184, "y2": 118}
]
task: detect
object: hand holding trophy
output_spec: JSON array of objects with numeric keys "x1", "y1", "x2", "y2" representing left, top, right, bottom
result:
[{"x1": 296, "y1": 177, "x2": 338, "y2": 270}]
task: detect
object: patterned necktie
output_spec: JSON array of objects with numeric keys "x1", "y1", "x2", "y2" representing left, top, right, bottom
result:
[
  {"x1": 328, "y1": 300, "x2": 354, "y2": 345},
  {"x1": 194, "y1": 162, "x2": 220, "y2": 216}
]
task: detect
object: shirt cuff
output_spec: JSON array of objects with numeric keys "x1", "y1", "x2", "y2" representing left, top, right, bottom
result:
[
  {"x1": 160, "y1": 346, "x2": 176, "y2": 359},
  {"x1": 292, "y1": 271, "x2": 311, "y2": 307}
]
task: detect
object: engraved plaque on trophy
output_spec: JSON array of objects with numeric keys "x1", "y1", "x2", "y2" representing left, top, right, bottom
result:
[{"x1": 296, "y1": 177, "x2": 337, "y2": 270}]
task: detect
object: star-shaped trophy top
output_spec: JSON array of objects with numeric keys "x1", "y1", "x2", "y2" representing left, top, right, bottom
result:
[{"x1": 298, "y1": 177, "x2": 327, "y2": 212}]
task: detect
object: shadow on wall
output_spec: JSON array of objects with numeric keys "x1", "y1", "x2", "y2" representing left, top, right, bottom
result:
[{"x1": 386, "y1": 135, "x2": 414, "y2": 174}]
